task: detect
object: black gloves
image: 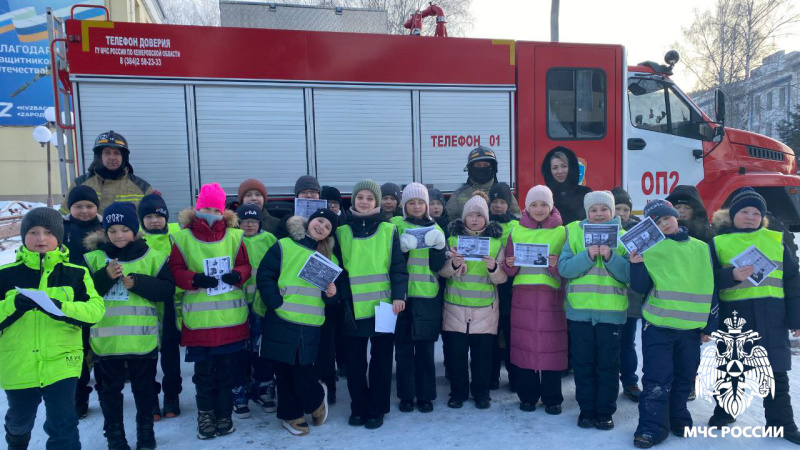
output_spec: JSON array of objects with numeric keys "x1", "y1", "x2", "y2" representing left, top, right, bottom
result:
[
  {"x1": 192, "y1": 273, "x2": 219, "y2": 289},
  {"x1": 221, "y1": 272, "x2": 241, "y2": 286},
  {"x1": 14, "y1": 294, "x2": 37, "y2": 312}
]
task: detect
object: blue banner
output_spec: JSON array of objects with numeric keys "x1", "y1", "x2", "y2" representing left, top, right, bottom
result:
[{"x1": 0, "y1": 0, "x2": 103, "y2": 126}]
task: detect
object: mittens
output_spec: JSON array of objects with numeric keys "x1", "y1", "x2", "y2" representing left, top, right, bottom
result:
[
  {"x1": 399, "y1": 233, "x2": 418, "y2": 253},
  {"x1": 424, "y1": 229, "x2": 446, "y2": 250},
  {"x1": 221, "y1": 272, "x2": 242, "y2": 286},
  {"x1": 192, "y1": 273, "x2": 219, "y2": 289}
]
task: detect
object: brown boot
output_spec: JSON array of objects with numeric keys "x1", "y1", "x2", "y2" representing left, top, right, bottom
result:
[
  {"x1": 282, "y1": 419, "x2": 310, "y2": 436},
  {"x1": 312, "y1": 382, "x2": 329, "y2": 426}
]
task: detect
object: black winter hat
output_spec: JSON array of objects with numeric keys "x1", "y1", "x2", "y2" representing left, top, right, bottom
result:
[
  {"x1": 321, "y1": 186, "x2": 342, "y2": 204},
  {"x1": 611, "y1": 187, "x2": 633, "y2": 209},
  {"x1": 236, "y1": 203, "x2": 263, "y2": 224},
  {"x1": 21, "y1": 207, "x2": 64, "y2": 246},
  {"x1": 103, "y1": 202, "x2": 139, "y2": 235},
  {"x1": 67, "y1": 185, "x2": 100, "y2": 209},
  {"x1": 295, "y1": 175, "x2": 321, "y2": 195},
  {"x1": 381, "y1": 182, "x2": 402, "y2": 202},
  {"x1": 729, "y1": 187, "x2": 766, "y2": 220},
  {"x1": 489, "y1": 182, "x2": 513, "y2": 206},
  {"x1": 307, "y1": 208, "x2": 339, "y2": 233},
  {"x1": 643, "y1": 199, "x2": 679, "y2": 224},
  {"x1": 428, "y1": 188, "x2": 446, "y2": 205},
  {"x1": 138, "y1": 193, "x2": 169, "y2": 224}
]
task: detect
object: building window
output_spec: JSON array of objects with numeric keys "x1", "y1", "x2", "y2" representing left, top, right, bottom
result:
[
  {"x1": 546, "y1": 68, "x2": 606, "y2": 140},
  {"x1": 767, "y1": 91, "x2": 773, "y2": 110},
  {"x1": 780, "y1": 87, "x2": 786, "y2": 108},
  {"x1": 766, "y1": 122, "x2": 772, "y2": 137}
]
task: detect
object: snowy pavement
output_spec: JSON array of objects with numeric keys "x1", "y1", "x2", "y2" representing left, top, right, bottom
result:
[{"x1": 0, "y1": 226, "x2": 798, "y2": 448}]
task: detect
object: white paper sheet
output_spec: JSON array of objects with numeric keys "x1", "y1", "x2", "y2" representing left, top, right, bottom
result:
[
  {"x1": 204, "y1": 256, "x2": 234, "y2": 296},
  {"x1": 619, "y1": 217, "x2": 665, "y2": 255},
  {"x1": 294, "y1": 198, "x2": 329, "y2": 220},
  {"x1": 731, "y1": 245, "x2": 779, "y2": 286},
  {"x1": 456, "y1": 235, "x2": 491, "y2": 261},
  {"x1": 104, "y1": 280, "x2": 130, "y2": 301},
  {"x1": 298, "y1": 252, "x2": 343, "y2": 291},
  {"x1": 374, "y1": 302, "x2": 398, "y2": 333},
  {"x1": 15, "y1": 287, "x2": 65, "y2": 317},
  {"x1": 514, "y1": 243, "x2": 549, "y2": 267},
  {"x1": 405, "y1": 226, "x2": 435, "y2": 249}
]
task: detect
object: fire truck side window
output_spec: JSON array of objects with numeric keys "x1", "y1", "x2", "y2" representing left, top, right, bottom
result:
[
  {"x1": 546, "y1": 68, "x2": 606, "y2": 140},
  {"x1": 628, "y1": 79, "x2": 706, "y2": 140}
]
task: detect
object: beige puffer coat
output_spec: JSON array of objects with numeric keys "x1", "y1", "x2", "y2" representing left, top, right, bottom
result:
[{"x1": 439, "y1": 220, "x2": 507, "y2": 335}]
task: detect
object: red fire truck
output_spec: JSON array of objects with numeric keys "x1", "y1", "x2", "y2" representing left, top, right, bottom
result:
[{"x1": 52, "y1": 7, "x2": 800, "y2": 228}]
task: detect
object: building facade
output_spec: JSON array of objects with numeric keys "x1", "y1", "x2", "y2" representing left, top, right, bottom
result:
[
  {"x1": 691, "y1": 50, "x2": 800, "y2": 143},
  {"x1": 0, "y1": 0, "x2": 165, "y2": 203}
]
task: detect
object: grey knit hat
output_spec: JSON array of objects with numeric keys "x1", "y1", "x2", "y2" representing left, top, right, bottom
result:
[
  {"x1": 583, "y1": 190, "x2": 615, "y2": 216},
  {"x1": 294, "y1": 175, "x2": 321, "y2": 195},
  {"x1": 21, "y1": 207, "x2": 64, "y2": 246},
  {"x1": 352, "y1": 179, "x2": 382, "y2": 208}
]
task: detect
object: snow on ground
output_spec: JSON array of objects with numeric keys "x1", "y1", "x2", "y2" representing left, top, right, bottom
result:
[{"x1": 0, "y1": 234, "x2": 798, "y2": 448}]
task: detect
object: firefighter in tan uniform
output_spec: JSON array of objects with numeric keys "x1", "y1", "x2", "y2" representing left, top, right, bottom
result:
[{"x1": 60, "y1": 131, "x2": 154, "y2": 215}]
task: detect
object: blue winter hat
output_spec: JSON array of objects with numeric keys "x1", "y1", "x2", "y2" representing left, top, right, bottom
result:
[
  {"x1": 729, "y1": 187, "x2": 766, "y2": 220},
  {"x1": 236, "y1": 203, "x2": 262, "y2": 225},
  {"x1": 138, "y1": 193, "x2": 169, "y2": 224},
  {"x1": 643, "y1": 199, "x2": 679, "y2": 224},
  {"x1": 103, "y1": 202, "x2": 139, "y2": 235}
]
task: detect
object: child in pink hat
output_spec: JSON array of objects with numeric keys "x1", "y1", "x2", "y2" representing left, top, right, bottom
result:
[{"x1": 168, "y1": 182, "x2": 253, "y2": 439}]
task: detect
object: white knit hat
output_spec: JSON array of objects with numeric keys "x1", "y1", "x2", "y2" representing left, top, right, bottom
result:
[
  {"x1": 525, "y1": 185, "x2": 554, "y2": 211},
  {"x1": 462, "y1": 191, "x2": 490, "y2": 224},
  {"x1": 401, "y1": 182, "x2": 430, "y2": 219},
  {"x1": 583, "y1": 190, "x2": 615, "y2": 216}
]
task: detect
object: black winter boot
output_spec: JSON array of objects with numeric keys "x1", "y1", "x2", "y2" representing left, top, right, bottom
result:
[
  {"x1": 136, "y1": 417, "x2": 156, "y2": 450},
  {"x1": 104, "y1": 422, "x2": 131, "y2": 450},
  {"x1": 5, "y1": 425, "x2": 31, "y2": 450}
]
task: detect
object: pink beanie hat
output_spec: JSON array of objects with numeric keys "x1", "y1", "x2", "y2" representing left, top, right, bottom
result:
[
  {"x1": 525, "y1": 185, "x2": 554, "y2": 211},
  {"x1": 196, "y1": 183, "x2": 227, "y2": 211},
  {"x1": 462, "y1": 191, "x2": 490, "y2": 224}
]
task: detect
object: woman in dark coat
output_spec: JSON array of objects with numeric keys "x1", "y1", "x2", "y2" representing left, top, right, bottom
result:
[
  {"x1": 257, "y1": 210, "x2": 344, "y2": 436},
  {"x1": 540, "y1": 146, "x2": 592, "y2": 226}
]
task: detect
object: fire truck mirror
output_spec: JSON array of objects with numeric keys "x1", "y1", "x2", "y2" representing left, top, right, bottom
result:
[{"x1": 714, "y1": 89, "x2": 726, "y2": 124}]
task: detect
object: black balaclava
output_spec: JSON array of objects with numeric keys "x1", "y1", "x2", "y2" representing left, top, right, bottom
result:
[{"x1": 468, "y1": 162, "x2": 497, "y2": 185}]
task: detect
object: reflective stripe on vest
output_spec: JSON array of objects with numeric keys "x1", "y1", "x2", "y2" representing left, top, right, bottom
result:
[
  {"x1": 510, "y1": 226, "x2": 566, "y2": 289},
  {"x1": 275, "y1": 238, "x2": 336, "y2": 327},
  {"x1": 393, "y1": 218, "x2": 442, "y2": 299},
  {"x1": 84, "y1": 248, "x2": 166, "y2": 356},
  {"x1": 445, "y1": 235, "x2": 501, "y2": 307},
  {"x1": 243, "y1": 231, "x2": 277, "y2": 316},
  {"x1": 714, "y1": 228, "x2": 784, "y2": 301},
  {"x1": 564, "y1": 221, "x2": 629, "y2": 312},
  {"x1": 142, "y1": 226, "x2": 185, "y2": 339},
  {"x1": 171, "y1": 228, "x2": 249, "y2": 330},
  {"x1": 641, "y1": 238, "x2": 714, "y2": 330},
  {"x1": 337, "y1": 222, "x2": 394, "y2": 319}
]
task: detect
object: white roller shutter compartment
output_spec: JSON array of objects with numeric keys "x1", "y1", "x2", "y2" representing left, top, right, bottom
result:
[
  {"x1": 194, "y1": 86, "x2": 308, "y2": 196},
  {"x1": 313, "y1": 89, "x2": 413, "y2": 192},
  {"x1": 420, "y1": 91, "x2": 512, "y2": 191},
  {"x1": 77, "y1": 83, "x2": 192, "y2": 214}
]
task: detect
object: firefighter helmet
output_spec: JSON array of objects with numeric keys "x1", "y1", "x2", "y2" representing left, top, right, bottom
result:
[{"x1": 92, "y1": 130, "x2": 129, "y2": 155}]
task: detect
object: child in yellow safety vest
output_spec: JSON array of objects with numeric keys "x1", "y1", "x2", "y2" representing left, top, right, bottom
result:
[
  {"x1": 629, "y1": 199, "x2": 718, "y2": 448},
  {"x1": 440, "y1": 191, "x2": 508, "y2": 410},
  {"x1": 558, "y1": 190, "x2": 630, "y2": 431},
  {"x1": 337, "y1": 179, "x2": 408, "y2": 430},
  {"x1": 168, "y1": 183, "x2": 252, "y2": 440},
  {"x1": 1, "y1": 208, "x2": 105, "y2": 450},
  {"x1": 83, "y1": 202, "x2": 175, "y2": 450},
  {"x1": 138, "y1": 192, "x2": 184, "y2": 421},
  {"x1": 502, "y1": 185, "x2": 567, "y2": 414},
  {"x1": 708, "y1": 188, "x2": 800, "y2": 445},
  {"x1": 257, "y1": 208, "x2": 343, "y2": 435},
  {"x1": 231, "y1": 203, "x2": 278, "y2": 418},
  {"x1": 392, "y1": 182, "x2": 447, "y2": 414}
]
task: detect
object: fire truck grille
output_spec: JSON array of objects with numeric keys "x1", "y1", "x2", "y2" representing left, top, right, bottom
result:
[{"x1": 747, "y1": 146, "x2": 785, "y2": 162}]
